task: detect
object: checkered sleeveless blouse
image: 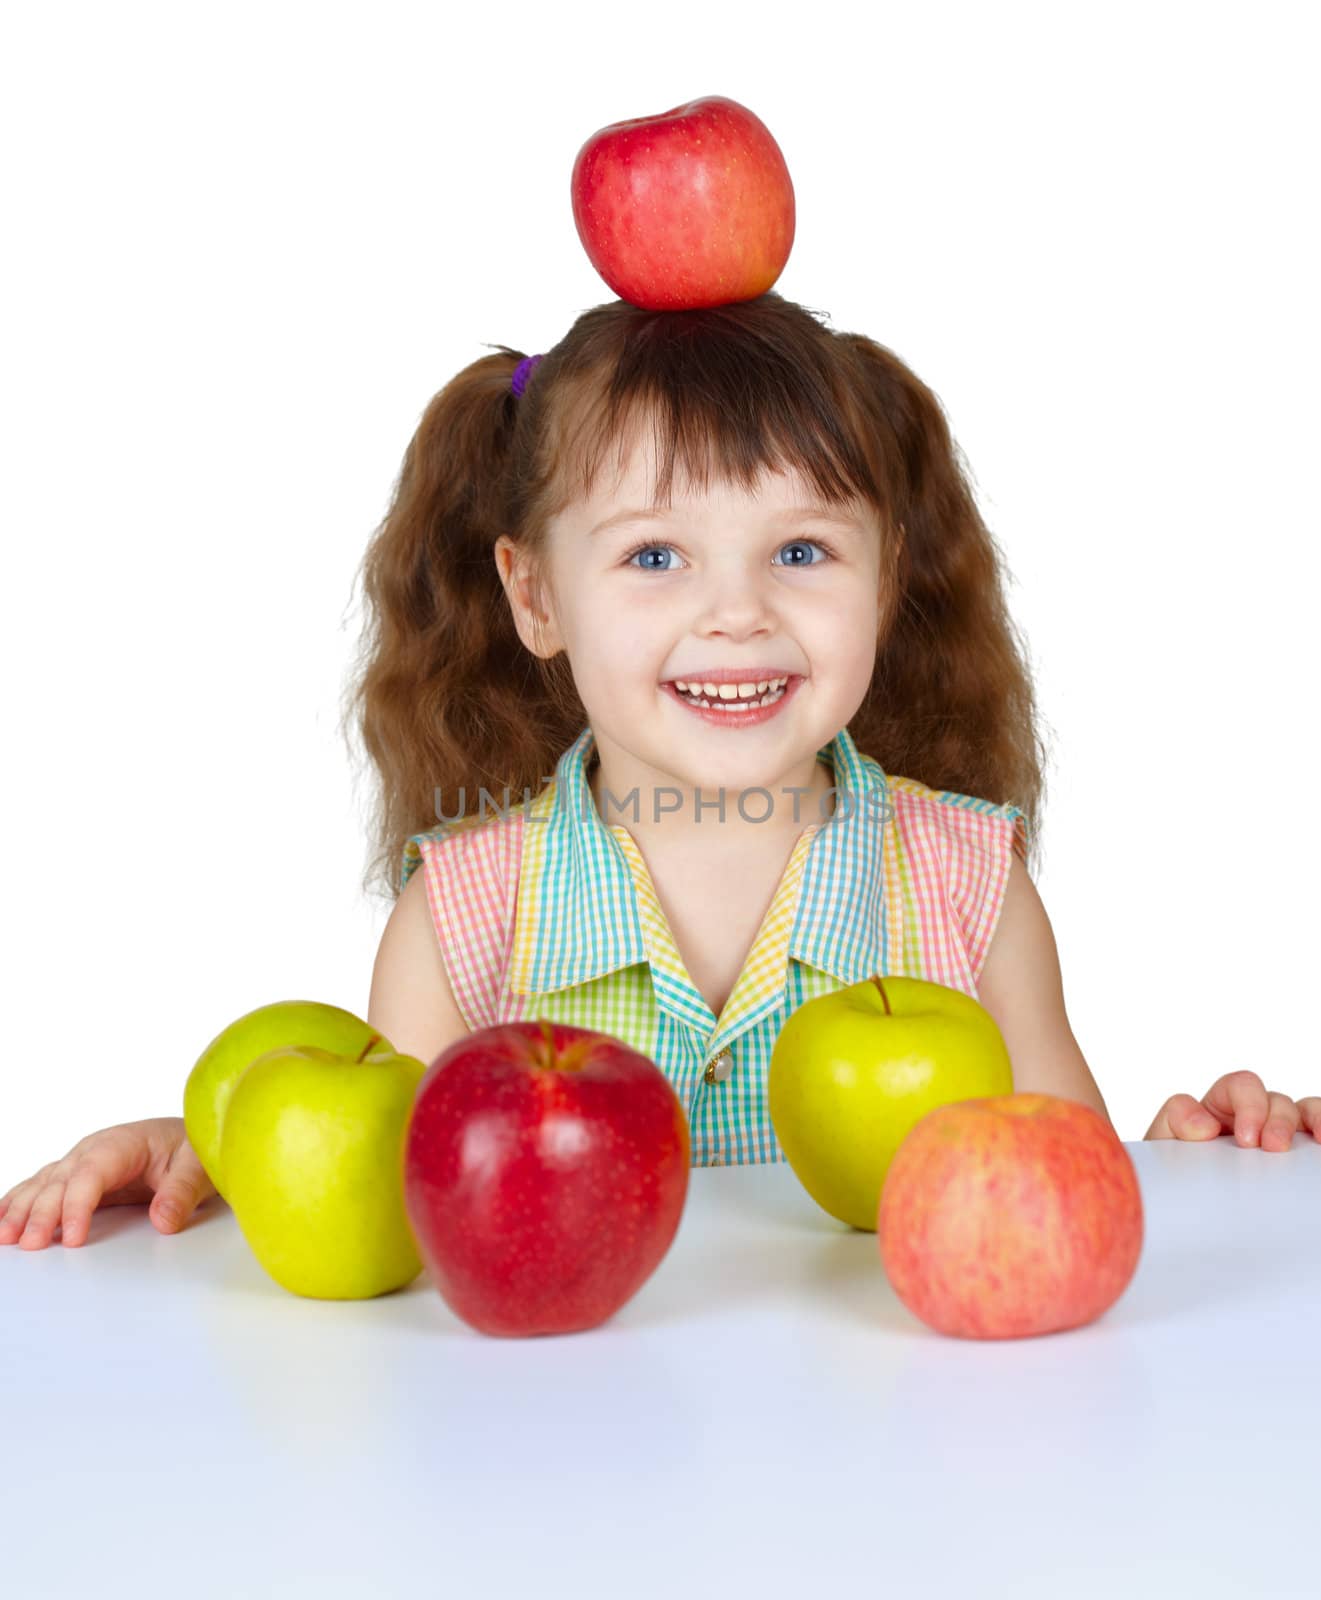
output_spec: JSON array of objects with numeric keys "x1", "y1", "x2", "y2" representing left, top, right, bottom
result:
[{"x1": 400, "y1": 723, "x2": 1028, "y2": 1168}]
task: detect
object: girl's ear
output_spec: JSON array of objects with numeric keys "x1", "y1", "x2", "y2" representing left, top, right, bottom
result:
[{"x1": 493, "y1": 535, "x2": 564, "y2": 659}]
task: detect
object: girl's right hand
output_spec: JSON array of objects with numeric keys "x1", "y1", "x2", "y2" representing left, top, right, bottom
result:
[{"x1": 0, "y1": 1117, "x2": 218, "y2": 1249}]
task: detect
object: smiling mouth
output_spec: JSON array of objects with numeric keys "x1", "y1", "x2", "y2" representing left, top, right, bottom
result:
[{"x1": 661, "y1": 674, "x2": 802, "y2": 711}]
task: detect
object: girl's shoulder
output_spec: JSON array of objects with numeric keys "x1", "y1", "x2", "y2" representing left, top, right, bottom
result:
[
  {"x1": 874, "y1": 767, "x2": 1030, "y2": 986},
  {"x1": 396, "y1": 791, "x2": 553, "y2": 1034},
  {"x1": 399, "y1": 792, "x2": 541, "y2": 896},
  {"x1": 880, "y1": 767, "x2": 1030, "y2": 866}
]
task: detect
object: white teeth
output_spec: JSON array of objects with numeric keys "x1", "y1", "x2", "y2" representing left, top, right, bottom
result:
[
  {"x1": 674, "y1": 675, "x2": 788, "y2": 699},
  {"x1": 670, "y1": 679, "x2": 790, "y2": 712}
]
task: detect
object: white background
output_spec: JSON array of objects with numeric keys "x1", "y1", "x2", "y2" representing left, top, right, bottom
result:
[{"x1": 2, "y1": 0, "x2": 1317, "y2": 1187}]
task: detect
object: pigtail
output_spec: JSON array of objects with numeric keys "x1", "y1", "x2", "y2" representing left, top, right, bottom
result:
[
  {"x1": 838, "y1": 333, "x2": 1050, "y2": 876},
  {"x1": 340, "y1": 347, "x2": 583, "y2": 904}
]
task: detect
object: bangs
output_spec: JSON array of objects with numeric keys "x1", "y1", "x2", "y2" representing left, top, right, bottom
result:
[{"x1": 540, "y1": 297, "x2": 887, "y2": 521}]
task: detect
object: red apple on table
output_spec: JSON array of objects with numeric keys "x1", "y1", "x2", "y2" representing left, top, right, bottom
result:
[
  {"x1": 570, "y1": 94, "x2": 795, "y2": 310},
  {"x1": 877, "y1": 1093, "x2": 1144, "y2": 1340},
  {"x1": 404, "y1": 1019, "x2": 691, "y2": 1337}
]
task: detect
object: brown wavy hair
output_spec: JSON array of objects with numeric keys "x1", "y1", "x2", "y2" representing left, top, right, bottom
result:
[{"x1": 340, "y1": 290, "x2": 1051, "y2": 904}]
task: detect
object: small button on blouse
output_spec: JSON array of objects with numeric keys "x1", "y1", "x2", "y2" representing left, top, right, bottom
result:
[{"x1": 704, "y1": 1047, "x2": 733, "y2": 1084}]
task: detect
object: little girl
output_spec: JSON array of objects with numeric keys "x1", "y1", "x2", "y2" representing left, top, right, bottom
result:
[{"x1": 5, "y1": 292, "x2": 1318, "y2": 1248}]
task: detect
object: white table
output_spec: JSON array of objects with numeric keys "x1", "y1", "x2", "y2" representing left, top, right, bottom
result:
[{"x1": 3, "y1": 1137, "x2": 1319, "y2": 1600}]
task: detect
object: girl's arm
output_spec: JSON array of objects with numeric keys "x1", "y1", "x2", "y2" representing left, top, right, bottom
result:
[
  {"x1": 367, "y1": 869, "x2": 473, "y2": 1068},
  {"x1": 975, "y1": 854, "x2": 1112, "y2": 1123}
]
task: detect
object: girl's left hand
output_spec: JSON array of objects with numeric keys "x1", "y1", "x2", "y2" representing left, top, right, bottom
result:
[{"x1": 1144, "y1": 1069, "x2": 1321, "y2": 1150}]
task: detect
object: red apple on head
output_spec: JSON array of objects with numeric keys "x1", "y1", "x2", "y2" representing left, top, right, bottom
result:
[
  {"x1": 403, "y1": 1019, "x2": 690, "y2": 1337},
  {"x1": 877, "y1": 1093, "x2": 1145, "y2": 1340},
  {"x1": 570, "y1": 95, "x2": 795, "y2": 310}
]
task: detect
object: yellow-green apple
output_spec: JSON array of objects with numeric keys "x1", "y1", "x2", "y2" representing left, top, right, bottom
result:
[
  {"x1": 570, "y1": 95, "x2": 795, "y2": 310},
  {"x1": 219, "y1": 1042, "x2": 428, "y2": 1300},
  {"x1": 877, "y1": 1093, "x2": 1144, "y2": 1339},
  {"x1": 404, "y1": 1019, "x2": 691, "y2": 1337},
  {"x1": 769, "y1": 975, "x2": 1013, "y2": 1231},
  {"x1": 184, "y1": 999, "x2": 387, "y2": 1198}
]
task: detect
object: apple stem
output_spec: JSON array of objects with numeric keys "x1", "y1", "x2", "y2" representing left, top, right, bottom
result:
[
  {"x1": 869, "y1": 975, "x2": 892, "y2": 1015},
  {"x1": 357, "y1": 1033, "x2": 384, "y2": 1063}
]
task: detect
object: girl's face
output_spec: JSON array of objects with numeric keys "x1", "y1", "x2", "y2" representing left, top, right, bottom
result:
[{"x1": 496, "y1": 427, "x2": 886, "y2": 814}]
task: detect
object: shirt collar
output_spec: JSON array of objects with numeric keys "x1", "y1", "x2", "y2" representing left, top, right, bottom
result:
[{"x1": 507, "y1": 723, "x2": 892, "y2": 997}]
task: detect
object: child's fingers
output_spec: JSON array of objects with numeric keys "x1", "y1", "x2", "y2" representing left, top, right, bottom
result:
[
  {"x1": 0, "y1": 1172, "x2": 54, "y2": 1244},
  {"x1": 58, "y1": 1164, "x2": 113, "y2": 1249},
  {"x1": 1297, "y1": 1097, "x2": 1321, "y2": 1141},
  {"x1": 1204, "y1": 1075, "x2": 1301, "y2": 1150},
  {"x1": 1145, "y1": 1092, "x2": 1221, "y2": 1141},
  {"x1": 0, "y1": 1164, "x2": 56, "y2": 1221},
  {"x1": 1146, "y1": 1077, "x2": 1307, "y2": 1151},
  {"x1": 1199, "y1": 1069, "x2": 1271, "y2": 1146},
  {"x1": 1, "y1": 1121, "x2": 196, "y2": 1251},
  {"x1": 50, "y1": 1142, "x2": 149, "y2": 1248},
  {"x1": 9, "y1": 1177, "x2": 69, "y2": 1250},
  {"x1": 149, "y1": 1138, "x2": 215, "y2": 1234},
  {"x1": 1259, "y1": 1091, "x2": 1301, "y2": 1151},
  {"x1": 3, "y1": 1139, "x2": 147, "y2": 1249}
]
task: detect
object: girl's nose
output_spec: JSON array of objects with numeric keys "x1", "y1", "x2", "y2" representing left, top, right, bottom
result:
[{"x1": 692, "y1": 565, "x2": 779, "y2": 633}]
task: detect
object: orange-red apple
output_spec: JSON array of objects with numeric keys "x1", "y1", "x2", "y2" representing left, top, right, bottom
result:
[
  {"x1": 877, "y1": 1093, "x2": 1144, "y2": 1339},
  {"x1": 570, "y1": 95, "x2": 795, "y2": 310}
]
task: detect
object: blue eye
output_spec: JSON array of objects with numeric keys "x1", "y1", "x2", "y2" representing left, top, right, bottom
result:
[
  {"x1": 621, "y1": 542, "x2": 677, "y2": 571},
  {"x1": 776, "y1": 540, "x2": 832, "y2": 567},
  {"x1": 619, "y1": 538, "x2": 836, "y2": 571}
]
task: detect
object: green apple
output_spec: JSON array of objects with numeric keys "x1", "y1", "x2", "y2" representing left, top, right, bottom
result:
[
  {"x1": 184, "y1": 1000, "x2": 387, "y2": 1199},
  {"x1": 219, "y1": 1043, "x2": 429, "y2": 1299},
  {"x1": 768, "y1": 975, "x2": 1013, "y2": 1231}
]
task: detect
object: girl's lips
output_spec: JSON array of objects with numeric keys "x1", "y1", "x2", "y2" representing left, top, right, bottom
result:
[{"x1": 660, "y1": 674, "x2": 804, "y2": 727}]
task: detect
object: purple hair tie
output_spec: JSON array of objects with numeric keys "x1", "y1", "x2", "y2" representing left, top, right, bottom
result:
[{"x1": 511, "y1": 352, "x2": 544, "y2": 397}]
